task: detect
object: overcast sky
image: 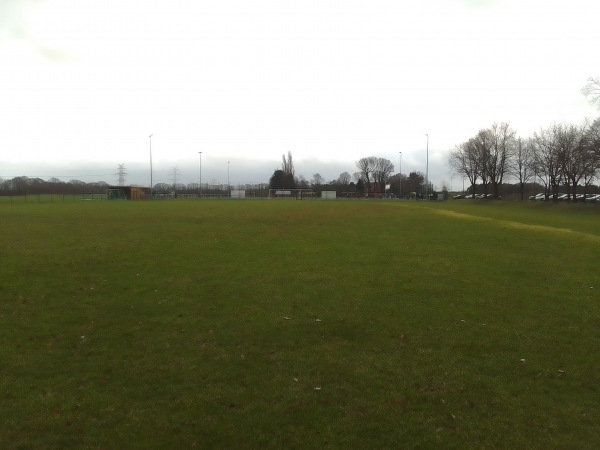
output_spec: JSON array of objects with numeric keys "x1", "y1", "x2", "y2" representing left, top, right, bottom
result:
[{"x1": 1, "y1": 0, "x2": 599, "y2": 189}]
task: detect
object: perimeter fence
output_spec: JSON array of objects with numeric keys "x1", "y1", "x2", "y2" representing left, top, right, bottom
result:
[{"x1": 0, "y1": 193, "x2": 108, "y2": 203}]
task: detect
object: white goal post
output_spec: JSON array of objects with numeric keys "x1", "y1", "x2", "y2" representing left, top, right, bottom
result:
[{"x1": 268, "y1": 189, "x2": 315, "y2": 199}]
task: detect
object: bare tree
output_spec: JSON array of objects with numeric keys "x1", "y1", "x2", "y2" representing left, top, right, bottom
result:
[
  {"x1": 356, "y1": 156, "x2": 393, "y2": 193},
  {"x1": 296, "y1": 175, "x2": 309, "y2": 189},
  {"x1": 511, "y1": 137, "x2": 534, "y2": 200},
  {"x1": 372, "y1": 157, "x2": 394, "y2": 193},
  {"x1": 485, "y1": 123, "x2": 516, "y2": 198},
  {"x1": 472, "y1": 129, "x2": 494, "y2": 196},
  {"x1": 556, "y1": 122, "x2": 588, "y2": 200},
  {"x1": 586, "y1": 117, "x2": 600, "y2": 163},
  {"x1": 337, "y1": 172, "x2": 351, "y2": 185},
  {"x1": 449, "y1": 139, "x2": 480, "y2": 197},
  {"x1": 311, "y1": 173, "x2": 325, "y2": 186},
  {"x1": 451, "y1": 123, "x2": 515, "y2": 199},
  {"x1": 579, "y1": 119, "x2": 600, "y2": 197},
  {"x1": 281, "y1": 151, "x2": 294, "y2": 176},
  {"x1": 531, "y1": 125, "x2": 564, "y2": 200},
  {"x1": 356, "y1": 157, "x2": 376, "y2": 192},
  {"x1": 153, "y1": 183, "x2": 171, "y2": 194},
  {"x1": 582, "y1": 77, "x2": 600, "y2": 109}
]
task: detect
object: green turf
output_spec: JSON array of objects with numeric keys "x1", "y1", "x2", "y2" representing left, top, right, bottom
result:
[{"x1": 1, "y1": 199, "x2": 599, "y2": 449}]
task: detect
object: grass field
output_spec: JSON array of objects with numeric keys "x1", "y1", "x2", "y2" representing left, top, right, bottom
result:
[{"x1": 1, "y1": 199, "x2": 599, "y2": 449}]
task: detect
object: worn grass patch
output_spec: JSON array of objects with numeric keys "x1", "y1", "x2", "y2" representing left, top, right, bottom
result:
[
  {"x1": 434, "y1": 208, "x2": 600, "y2": 242},
  {"x1": 1, "y1": 199, "x2": 599, "y2": 449}
]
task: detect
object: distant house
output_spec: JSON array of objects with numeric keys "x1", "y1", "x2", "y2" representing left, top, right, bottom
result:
[{"x1": 106, "y1": 186, "x2": 150, "y2": 200}]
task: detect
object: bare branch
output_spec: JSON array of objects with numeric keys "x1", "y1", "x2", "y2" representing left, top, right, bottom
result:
[{"x1": 582, "y1": 77, "x2": 600, "y2": 108}]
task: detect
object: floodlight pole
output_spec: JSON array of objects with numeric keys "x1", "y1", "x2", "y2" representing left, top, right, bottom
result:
[
  {"x1": 399, "y1": 151, "x2": 402, "y2": 197},
  {"x1": 425, "y1": 133, "x2": 429, "y2": 200},
  {"x1": 198, "y1": 151, "x2": 202, "y2": 196},
  {"x1": 149, "y1": 134, "x2": 153, "y2": 197}
]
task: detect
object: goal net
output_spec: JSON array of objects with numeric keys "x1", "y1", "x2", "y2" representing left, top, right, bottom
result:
[{"x1": 268, "y1": 189, "x2": 315, "y2": 199}]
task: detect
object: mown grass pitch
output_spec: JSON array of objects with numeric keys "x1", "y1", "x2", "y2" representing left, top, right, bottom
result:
[{"x1": 1, "y1": 199, "x2": 599, "y2": 448}]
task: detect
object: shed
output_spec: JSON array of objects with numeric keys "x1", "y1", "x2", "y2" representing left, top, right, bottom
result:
[{"x1": 107, "y1": 186, "x2": 151, "y2": 200}]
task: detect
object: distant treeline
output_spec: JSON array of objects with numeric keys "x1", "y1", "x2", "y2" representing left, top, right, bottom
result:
[
  {"x1": 0, "y1": 176, "x2": 272, "y2": 197},
  {"x1": 2, "y1": 175, "x2": 598, "y2": 200},
  {"x1": 0, "y1": 176, "x2": 109, "y2": 195}
]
